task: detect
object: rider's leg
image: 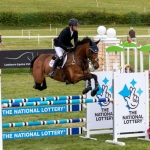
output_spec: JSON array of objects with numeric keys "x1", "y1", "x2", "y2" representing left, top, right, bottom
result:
[
  {"x1": 49, "y1": 57, "x2": 61, "y2": 78},
  {"x1": 49, "y1": 47, "x2": 63, "y2": 78}
]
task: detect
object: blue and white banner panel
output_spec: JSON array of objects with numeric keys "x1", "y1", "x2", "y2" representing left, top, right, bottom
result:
[
  {"x1": 3, "y1": 127, "x2": 83, "y2": 140},
  {"x1": 115, "y1": 72, "x2": 149, "y2": 133},
  {"x1": 86, "y1": 71, "x2": 113, "y2": 130},
  {"x1": 2, "y1": 104, "x2": 83, "y2": 116}
]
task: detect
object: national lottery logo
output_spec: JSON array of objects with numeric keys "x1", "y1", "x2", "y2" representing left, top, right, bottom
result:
[
  {"x1": 118, "y1": 79, "x2": 143, "y2": 110},
  {"x1": 95, "y1": 77, "x2": 112, "y2": 107}
]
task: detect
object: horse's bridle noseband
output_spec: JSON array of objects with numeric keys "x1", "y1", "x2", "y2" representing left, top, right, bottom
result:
[{"x1": 88, "y1": 49, "x2": 99, "y2": 65}]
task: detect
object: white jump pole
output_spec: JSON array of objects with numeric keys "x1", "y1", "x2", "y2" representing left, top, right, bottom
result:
[
  {"x1": 0, "y1": 69, "x2": 3, "y2": 150},
  {"x1": 121, "y1": 51, "x2": 124, "y2": 73},
  {"x1": 140, "y1": 51, "x2": 143, "y2": 72},
  {"x1": 149, "y1": 52, "x2": 150, "y2": 71},
  {"x1": 134, "y1": 47, "x2": 137, "y2": 72},
  {"x1": 127, "y1": 47, "x2": 130, "y2": 72},
  {"x1": 52, "y1": 39, "x2": 54, "y2": 48}
]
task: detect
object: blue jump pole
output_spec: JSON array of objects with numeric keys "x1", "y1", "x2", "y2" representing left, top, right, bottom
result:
[
  {"x1": 2, "y1": 95, "x2": 86, "y2": 104},
  {"x1": 3, "y1": 118, "x2": 86, "y2": 128},
  {"x1": 3, "y1": 98, "x2": 110, "y2": 108}
]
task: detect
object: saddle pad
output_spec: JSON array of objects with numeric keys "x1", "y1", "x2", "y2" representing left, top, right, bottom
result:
[{"x1": 49, "y1": 55, "x2": 67, "y2": 68}]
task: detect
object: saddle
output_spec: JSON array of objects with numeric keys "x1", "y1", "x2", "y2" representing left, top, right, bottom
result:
[
  {"x1": 51, "y1": 52, "x2": 67, "y2": 68},
  {"x1": 51, "y1": 52, "x2": 73, "y2": 85}
]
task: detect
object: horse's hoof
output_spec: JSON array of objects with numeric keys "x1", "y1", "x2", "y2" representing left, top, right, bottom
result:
[
  {"x1": 82, "y1": 89, "x2": 87, "y2": 95},
  {"x1": 91, "y1": 90, "x2": 97, "y2": 97},
  {"x1": 33, "y1": 85, "x2": 38, "y2": 89},
  {"x1": 43, "y1": 86, "x2": 47, "y2": 90},
  {"x1": 38, "y1": 88, "x2": 43, "y2": 91}
]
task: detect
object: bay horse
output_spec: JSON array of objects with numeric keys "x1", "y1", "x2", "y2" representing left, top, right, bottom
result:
[{"x1": 30, "y1": 37, "x2": 100, "y2": 96}]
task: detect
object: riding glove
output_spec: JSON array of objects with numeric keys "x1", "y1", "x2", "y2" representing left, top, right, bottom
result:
[{"x1": 68, "y1": 47, "x2": 75, "y2": 52}]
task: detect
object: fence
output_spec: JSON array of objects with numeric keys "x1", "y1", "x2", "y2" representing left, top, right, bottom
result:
[{"x1": 2, "y1": 35, "x2": 150, "y2": 48}]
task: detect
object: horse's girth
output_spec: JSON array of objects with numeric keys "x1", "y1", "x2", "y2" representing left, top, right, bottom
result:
[{"x1": 65, "y1": 53, "x2": 76, "y2": 67}]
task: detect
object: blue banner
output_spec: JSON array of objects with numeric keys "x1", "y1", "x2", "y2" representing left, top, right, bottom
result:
[
  {"x1": 2, "y1": 104, "x2": 82, "y2": 116},
  {"x1": 3, "y1": 127, "x2": 82, "y2": 140}
]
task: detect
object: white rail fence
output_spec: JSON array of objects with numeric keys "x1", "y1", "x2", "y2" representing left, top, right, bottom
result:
[{"x1": 2, "y1": 35, "x2": 150, "y2": 47}]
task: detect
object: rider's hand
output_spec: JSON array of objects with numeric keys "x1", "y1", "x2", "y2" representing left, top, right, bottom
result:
[{"x1": 67, "y1": 47, "x2": 75, "y2": 52}]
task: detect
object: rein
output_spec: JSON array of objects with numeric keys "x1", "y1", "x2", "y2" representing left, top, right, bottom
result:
[
  {"x1": 64, "y1": 41, "x2": 99, "y2": 71},
  {"x1": 64, "y1": 52, "x2": 87, "y2": 70}
]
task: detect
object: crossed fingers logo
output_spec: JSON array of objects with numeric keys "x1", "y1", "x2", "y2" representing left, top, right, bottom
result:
[
  {"x1": 96, "y1": 85, "x2": 111, "y2": 107},
  {"x1": 124, "y1": 87, "x2": 139, "y2": 109}
]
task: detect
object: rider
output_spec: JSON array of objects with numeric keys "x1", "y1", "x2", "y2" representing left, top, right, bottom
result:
[{"x1": 49, "y1": 18, "x2": 79, "y2": 78}]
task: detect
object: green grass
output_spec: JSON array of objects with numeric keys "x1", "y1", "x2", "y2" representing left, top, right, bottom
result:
[
  {"x1": 1, "y1": 24, "x2": 150, "y2": 150},
  {"x1": 0, "y1": 0, "x2": 150, "y2": 13},
  {"x1": 2, "y1": 73, "x2": 150, "y2": 150},
  {"x1": 1, "y1": 72, "x2": 150, "y2": 150},
  {"x1": 0, "y1": 0, "x2": 150, "y2": 149}
]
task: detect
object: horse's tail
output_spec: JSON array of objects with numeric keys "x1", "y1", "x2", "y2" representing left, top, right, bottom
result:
[{"x1": 30, "y1": 56, "x2": 39, "y2": 74}]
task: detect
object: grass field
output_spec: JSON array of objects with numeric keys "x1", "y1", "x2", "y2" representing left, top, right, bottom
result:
[
  {"x1": 1, "y1": 0, "x2": 150, "y2": 149},
  {"x1": 2, "y1": 71, "x2": 150, "y2": 150},
  {"x1": 2, "y1": 70, "x2": 150, "y2": 150},
  {"x1": 0, "y1": 0, "x2": 150, "y2": 14}
]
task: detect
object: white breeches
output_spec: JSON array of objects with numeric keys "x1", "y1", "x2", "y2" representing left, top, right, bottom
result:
[{"x1": 54, "y1": 46, "x2": 63, "y2": 58}]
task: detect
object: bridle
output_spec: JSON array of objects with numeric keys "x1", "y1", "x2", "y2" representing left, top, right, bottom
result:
[
  {"x1": 87, "y1": 48, "x2": 99, "y2": 66},
  {"x1": 64, "y1": 41, "x2": 99, "y2": 70}
]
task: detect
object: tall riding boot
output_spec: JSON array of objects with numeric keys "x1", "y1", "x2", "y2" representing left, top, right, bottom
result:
[{"x1": 49, "y1": 57, "x2": 61, "y2": 78}]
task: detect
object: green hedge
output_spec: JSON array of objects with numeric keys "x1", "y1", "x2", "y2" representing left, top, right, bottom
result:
[{"x1": 0, "y1": 11, "x2": 150, "y2": 26}]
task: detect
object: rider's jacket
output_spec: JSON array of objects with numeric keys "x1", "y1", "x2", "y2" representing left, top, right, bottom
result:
[{"x1": 54, "y1": 27, "x2": 78, "y2": 51}]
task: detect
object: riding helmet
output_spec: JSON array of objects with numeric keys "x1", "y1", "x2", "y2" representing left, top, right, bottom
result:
[{"x1": 68, "y1": 18, "x2": 79, "y2": 26}]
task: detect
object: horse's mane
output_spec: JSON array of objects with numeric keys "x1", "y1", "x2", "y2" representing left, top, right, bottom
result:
[{"x1": 75, "y1": 37, "x2": 92, "y2": 48}]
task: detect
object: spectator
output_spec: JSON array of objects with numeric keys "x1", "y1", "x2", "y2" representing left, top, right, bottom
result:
[
  {"x1": 0, "y1": 33, "x2": 5, "y2": 47},
  {"x1": 129, "y1": 27, "x2": 136, "y2": 42}
]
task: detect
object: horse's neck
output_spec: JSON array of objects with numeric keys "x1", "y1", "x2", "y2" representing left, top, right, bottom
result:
[{"x1": 75, "y1": 43, "x2": 89, "y2": 58}]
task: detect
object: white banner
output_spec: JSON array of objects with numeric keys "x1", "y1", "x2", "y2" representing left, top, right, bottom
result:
[
  {"x1": 115, "y1": 72, "x2": 148, "y2": 133},
  {"x1": 86, "y1": 71, "x2": 113, "y2": 130}
]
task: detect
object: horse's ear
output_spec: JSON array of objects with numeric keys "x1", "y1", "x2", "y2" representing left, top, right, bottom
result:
[{"x1": 95, "y1": 39, "x2": 100, "y2": 45}]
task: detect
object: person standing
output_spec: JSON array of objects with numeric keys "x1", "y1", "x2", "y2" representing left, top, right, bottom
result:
[
  {"x1": 129, "y1": 27, "x2": 136, "y2": 42},
  {"x1": 49, "y1": 18, "x2": 79, "y2": 78}
]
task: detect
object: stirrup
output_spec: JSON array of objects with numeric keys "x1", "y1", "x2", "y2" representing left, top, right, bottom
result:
[{"x1": 49, "y1": 71, "x2": 54, "y2": 78}]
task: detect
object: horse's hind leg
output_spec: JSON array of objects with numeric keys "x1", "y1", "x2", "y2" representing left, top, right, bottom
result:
[
  {"x1": 33, "y1": 78, "x2": 47, "y2": 91},
  {"x1": 33, "y1": 83, "x2": 43, "y2": 90},
  {"x1": 41, "y1": 78, "x2": 47, "y2": 90}
]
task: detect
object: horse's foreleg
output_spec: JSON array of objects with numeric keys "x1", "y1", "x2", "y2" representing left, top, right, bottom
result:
[
  {"x1": 90, "y1": 73, "x2": 99, "y2": 97},
  {"x1": 82, "y1": 79, "x2": 92, "y2": 95}
]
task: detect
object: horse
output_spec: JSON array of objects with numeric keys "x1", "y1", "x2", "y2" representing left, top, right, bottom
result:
[{"x1": 30, "y1": 37, "x2": 100, "y2": 96}]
